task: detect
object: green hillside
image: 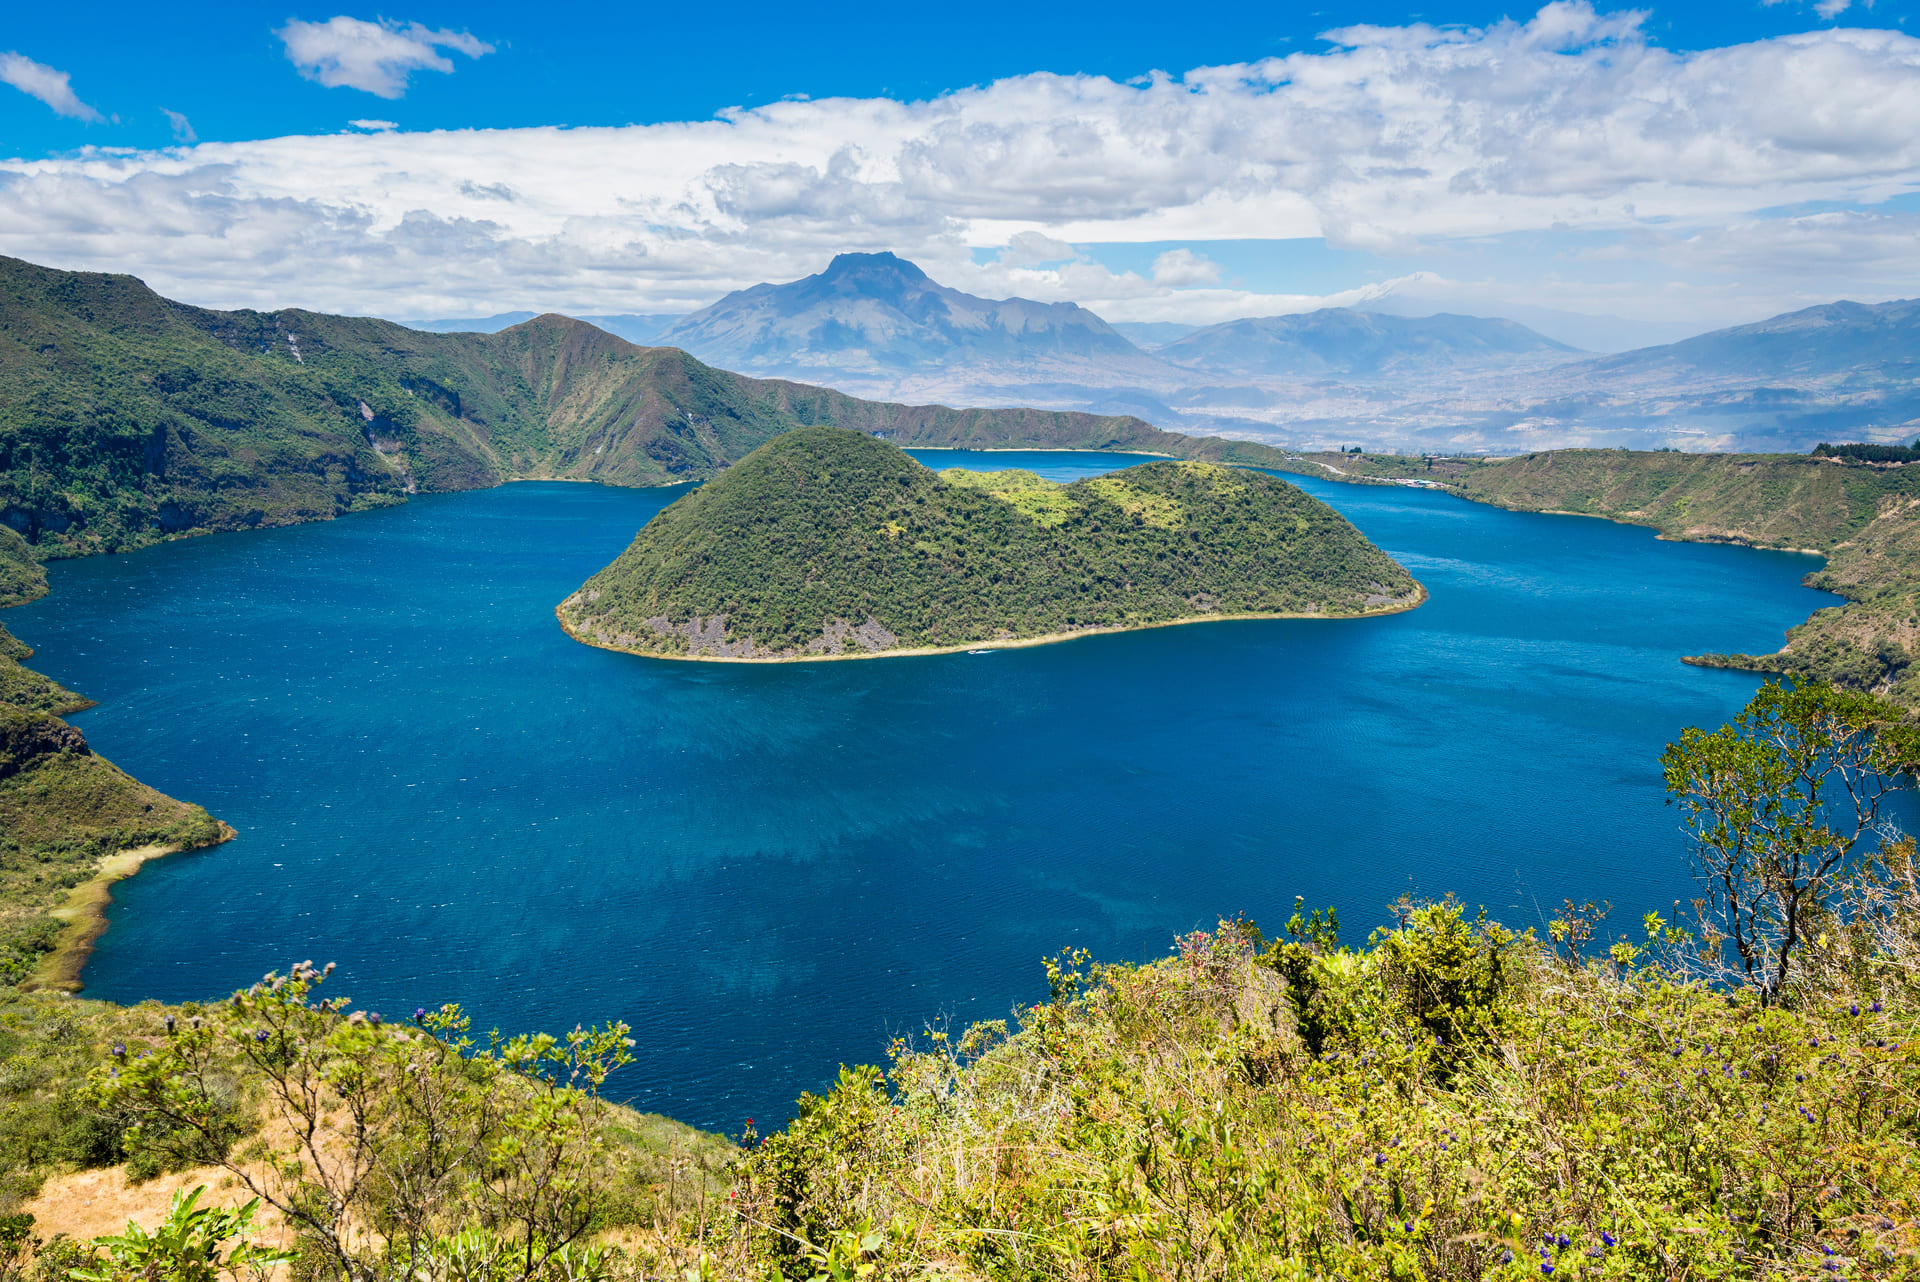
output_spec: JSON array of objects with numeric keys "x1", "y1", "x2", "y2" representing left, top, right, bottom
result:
[
  {"x1": 1269, "y1": 447, "x2": 1920, "y2": 707},
  {"x1": 558, "y1": 427, "x2": 1421, "y2": 659},
  {"x1": 0, "y1": 256, "x2": 1295, "y2": 559}
]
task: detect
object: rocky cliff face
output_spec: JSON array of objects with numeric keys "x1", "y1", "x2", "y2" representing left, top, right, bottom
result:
[{"x1": 0, "y1": 709, "x2": 90, "y2": 779}]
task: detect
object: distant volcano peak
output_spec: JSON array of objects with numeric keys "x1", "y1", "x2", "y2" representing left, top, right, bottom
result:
[
  {"x1": 663, "y1": 250, "x2": 1151, "y2": 376},
  {"x1": 818, "y1": 251, "x2": 928, "y2": 284}
]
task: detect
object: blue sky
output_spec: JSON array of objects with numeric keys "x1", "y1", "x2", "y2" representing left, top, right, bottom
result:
[
  {"x1": 3, "y1": 2, "x2": 1903, "y2": 154},
  {"x1": 2, "y1": 0, "x2": 1917, "y2": 342}
]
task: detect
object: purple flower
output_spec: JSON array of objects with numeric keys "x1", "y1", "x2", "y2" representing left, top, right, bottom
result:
[
  {"x1": 414, "y1": 1007, "x2": 426, "y2": 1021},
  {"x1": 1601, "y1": 1230, "x2": 1617, "y2": 1247},
  {"x1": 111, "y1": 1043, "x2": 125, "y2": 1058},
  {"x1": 255, "y1": 1030, "x2": 270, "y2": 1042}
]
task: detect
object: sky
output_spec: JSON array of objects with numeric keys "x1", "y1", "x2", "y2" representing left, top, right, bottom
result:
[{"x1": 2, "y1": 0, "x2": 1918, "y2": 341}]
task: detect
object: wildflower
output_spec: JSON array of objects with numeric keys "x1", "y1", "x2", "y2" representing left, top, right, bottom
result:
[
  {"x1": 255, "y1": 1030, "x2": 270, "y2": 1042},
  {"x1": 1851, "y1": 1003, "x2": 1860, "y2": 1017},
  {"x1": 1501, "y1": 1250, "x2": 1514, "y2": 1264},
  {"x1": 1556, "y1": 1233, "x2": 1571, "y2": 1249},
  {"x1": 1540, "y1": 1265, "x2": 1554, "y2": 1276},
  {"x1": 414, "y1": 1007, "x2": 426, "y2": 1021},
  {"x1": 368, "y1": 1012, "x2": 382, "y2": 1027},
  {"x1": 111, "y1": 1042, "x2": 125, "y2": 1058},
  {"x1": 1871, "y1": 1000, "x2": 1884, "y2": 1013},
  {"x1": 1601, "y1": 1230, "x2": 1617, "y2": 1247}
]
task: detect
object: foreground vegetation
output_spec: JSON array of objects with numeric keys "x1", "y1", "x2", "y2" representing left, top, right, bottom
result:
[
  {"x1": 0, "y1": 985, "x2": 733, "y2": 1281},
  {"x1": 559, "y1": 428, "x2": 1419, "y2": 658}
]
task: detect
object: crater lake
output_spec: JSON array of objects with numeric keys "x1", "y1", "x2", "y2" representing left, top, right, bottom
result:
[{"x1": 6, "y1": 452, "x2": 1843, "y2": 1130}]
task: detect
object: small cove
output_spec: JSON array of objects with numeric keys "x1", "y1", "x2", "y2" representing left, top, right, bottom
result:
[{"x1": 8, "y1": 451, "x2": 1843, "y2": 1130}]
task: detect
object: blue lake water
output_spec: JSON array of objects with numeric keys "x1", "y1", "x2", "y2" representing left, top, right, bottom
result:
[{"x1": 7, "y1": 451, "x2": 1839, "y2": 1131}]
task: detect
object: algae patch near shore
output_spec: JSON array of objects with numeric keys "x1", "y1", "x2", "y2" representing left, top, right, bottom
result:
[
  {"x1": 557, "y1": 427, "x2": 1423, "y2": 661},
  {"x1": 27, "y1": 834, "x2": 234, "y2": 993}
]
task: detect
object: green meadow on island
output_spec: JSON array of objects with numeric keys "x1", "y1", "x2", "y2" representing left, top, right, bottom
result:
[{"x1": 0, "y1": 251, "x2": 1918, "y2": 1281}]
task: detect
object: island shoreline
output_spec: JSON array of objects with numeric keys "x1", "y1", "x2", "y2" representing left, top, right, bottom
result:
[{"x1": 555, "y1": 582, "x2": 1429, "y2": 664}]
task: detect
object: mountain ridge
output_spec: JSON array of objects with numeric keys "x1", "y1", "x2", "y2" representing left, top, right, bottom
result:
[
  {"x1": 1155, "y1": 308, "x2": 1577, "y2": 376},
  {"x1": 0, "y1": 255, "x2": 1299, "y2": 558}
]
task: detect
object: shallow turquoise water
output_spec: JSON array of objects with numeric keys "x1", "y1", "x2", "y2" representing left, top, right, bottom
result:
[{"x1": 9, "y1": 451, "x2": 1839, "y2": 1130}]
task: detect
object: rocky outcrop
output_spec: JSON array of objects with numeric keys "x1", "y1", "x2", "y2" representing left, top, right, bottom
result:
[{"x1": 0, "y1": 709, "x2": 90, "y2": 779}]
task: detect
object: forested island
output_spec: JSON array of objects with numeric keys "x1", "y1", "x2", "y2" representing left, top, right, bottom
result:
[{"x1": 556, "y1": 427, "x2": 1422, "y2": 660}]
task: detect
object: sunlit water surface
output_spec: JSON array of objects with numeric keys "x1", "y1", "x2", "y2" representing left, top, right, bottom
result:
[{"x1": 9, "y1": 451, "x2": 1839, "y2": 1129}]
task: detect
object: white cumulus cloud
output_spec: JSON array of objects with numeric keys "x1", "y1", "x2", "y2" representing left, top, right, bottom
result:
[
  {"x1": 1150, "y1": 249, "x2": 1220, "y2": 286},
  {"x1": 2, "y1": 3, "x2": 1919, "y2": 329},
  {"x1": 278, "y1": 17, "x2": 494, "y2": 99},
  {"x1": 996, "y1": 231, "x2": 1076, "y2": 267},
  {"x1": 0, "y1": 52, "x2": 102, "y2": 122}
]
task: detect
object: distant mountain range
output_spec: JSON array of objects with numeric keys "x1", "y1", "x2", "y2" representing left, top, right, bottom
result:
[
  {"x1": 408, "y1": 311, "x2": 682, "y2": 347},
  {"x1": 1580, "y1": 299, "x2": 1920, "y2": 383},
  {"x1": 1155, "y1": 310, "x2": 1576, "y2": 377},
  {"x1": 393, "y1": 253, "x2": 1920, "y2": 453}
]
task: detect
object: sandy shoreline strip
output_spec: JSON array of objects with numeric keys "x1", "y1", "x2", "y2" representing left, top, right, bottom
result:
[
  {"x1": 27, "y1": 824, "x2": 236, "y2": 993},
  {"x1": 556, "y1": 582, "x2": 1428, "y2": 665}
]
